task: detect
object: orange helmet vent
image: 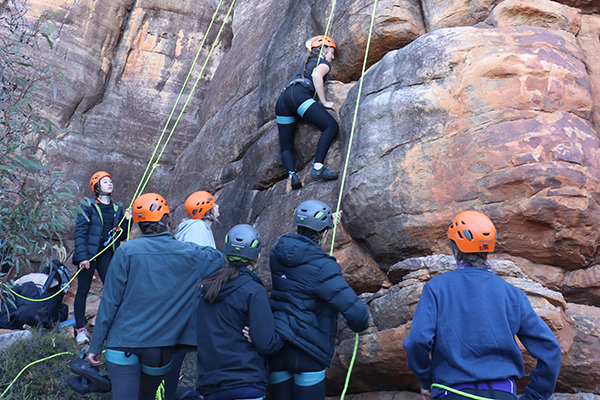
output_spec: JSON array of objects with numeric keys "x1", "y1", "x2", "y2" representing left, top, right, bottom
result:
[
  {"x1": 132, "y1": 193, "x2": 170, "y2": 223},
  {"x1": 447, "y1": 211, "x2": 496, "y2": 253},
  {"x1": 184, "y1": 191, "x2": 215, "y2": 220},
  {"x1": 308, "y1": 35, "x2": 336, "y2": 51}
]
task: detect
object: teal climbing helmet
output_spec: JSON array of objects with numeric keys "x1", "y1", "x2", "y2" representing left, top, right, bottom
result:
[
  {"x1": 223, "y1": 224, "x2": 261, "y2": 261},
  {"x1": 294, "y1": 199, "x2": 333, "y2": 232}
]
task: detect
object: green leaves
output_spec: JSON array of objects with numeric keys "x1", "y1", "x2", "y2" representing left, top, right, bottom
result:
[{"x1": 0, "y1": 6, "x2": 78, "y2": 276}]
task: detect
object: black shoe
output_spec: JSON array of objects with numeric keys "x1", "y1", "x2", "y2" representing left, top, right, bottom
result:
[
  {"x1": 67, "y1": 375, "x2": 109, "y2": 393},
  {"x1": 69, "y1": 358, "x2": 112, "y2": 391},
  {"x1": 310, "y1": 164, "x2": 338, "y2": 180},
  {"x1": 290, "y1": 172, "x2": 302, "y2": 190}
]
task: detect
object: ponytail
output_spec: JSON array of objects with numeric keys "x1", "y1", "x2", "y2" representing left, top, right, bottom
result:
[{"x1": 199, "y1": 259, "x2": 251, "y2": 303}]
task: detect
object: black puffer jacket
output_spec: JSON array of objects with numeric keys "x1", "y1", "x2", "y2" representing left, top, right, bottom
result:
[
  {"x1": 72, "y1": 198, "x2": 125, "y2": 266},
  {"x1": 269, "y1": 234, "x2": 369, "y2": 367}
]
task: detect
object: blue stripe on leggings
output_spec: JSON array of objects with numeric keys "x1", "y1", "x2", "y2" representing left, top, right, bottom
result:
[
  {"x1": 269, "y1": 371, "x2": 292, "y2": 384},
  {"x1": 276, "y1": 115, "x2": 296, "y2": 124},
  {"x1": 105, "y1": 349, "x2": 139, "y2": 365},
  {"x1": 238, "y1": 398, "x2": 265, "y2": 400},
  {"x1": 141, "y1": 360, "x2": 172, "y2": 376},
  {"x1": 297, "y1": 99, "x2": 316, "y2": 117},
  {"x1": 294, "y1": 370, "x2": 326, "y2": 387}
]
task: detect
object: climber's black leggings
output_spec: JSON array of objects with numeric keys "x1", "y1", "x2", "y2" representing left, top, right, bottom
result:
[{"x1": 275, "y1": 84, "x2": 339, "y2": 173}]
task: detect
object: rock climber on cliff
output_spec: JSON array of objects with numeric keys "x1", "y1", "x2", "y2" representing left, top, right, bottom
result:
[
  {"x1": 403, "y1": 210, "x2": 561, "y2": 400},
  {"x1": 276, "y1": 35, "x2": 340, "y2": 190},
  {"x1": 267, "y1": 199, "x2": 369, "y2": 400}
]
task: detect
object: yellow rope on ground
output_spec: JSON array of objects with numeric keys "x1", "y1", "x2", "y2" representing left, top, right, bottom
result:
[{"x1": 0, "y1": 351, "x2": 74, "y2": 398}]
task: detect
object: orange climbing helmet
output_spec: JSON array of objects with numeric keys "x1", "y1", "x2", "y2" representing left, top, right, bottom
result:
[
  {"x1": 306, "y1": 35, "x2": 337, "y2": 51},
  {"x1": 447, "y1": 211, "x2": 496, "y2": 253},
  {"x1": 90, "y1": 171, "x2": 112, "y2": 193},
  {"x1": 132, "y1": 193, "x2": 170, "y2": 223},
  {"x1": 184, "y1": 191, "x2": 215, "y2": 220}
]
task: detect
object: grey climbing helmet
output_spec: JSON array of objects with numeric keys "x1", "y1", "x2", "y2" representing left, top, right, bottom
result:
[
  {"x1": 223, "y1": 224, "x2": 261, "y2": 261},
  {"x1": 293, "y1": 199, "x2": 334, "y2": 232}
]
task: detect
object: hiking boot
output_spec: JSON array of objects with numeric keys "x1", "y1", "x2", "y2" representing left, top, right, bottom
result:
[
  {"x1": 310, "y1": 164, "x2": 338, "y2": 180},
  {"x1": 290, "y1": 172, "x2": 302, "y2": 190},
  {"x1": 69, "y1": 358, "x2": 112, "y2": 391},
  {"x1": 67, "y1": 375, "x2": 109, "y2": 394},
  {"x1": 75, "y1": 327, "x2": 89, "y2": 344}
]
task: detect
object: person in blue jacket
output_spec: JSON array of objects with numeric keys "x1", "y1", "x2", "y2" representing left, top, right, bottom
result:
[
  {"x1": 268, "y1": 199, "x2": 369, "y2": 400},
  {"x1": 72, "y1": 171, "x2": 130, "y2": 344},
  {"x1": 196, "y1": 224, "x2": 283, "y2": 400},
  {"x1": 87, "y1": 193, "x2": 225, "y2": 400},
  {"x1": 403, "y1": 211, "x2": 561, "y2": 400}
]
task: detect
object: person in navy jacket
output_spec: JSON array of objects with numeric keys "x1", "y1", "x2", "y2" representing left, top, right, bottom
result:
[
  {"x1": 403, "y1": 211, "x2": 561, "y2": 400},
  {"x1": 268, "y1": 199, "x2": 369, "y2": 400},
  {"x1": 196, "y1": 224, "x2": 283, "y2": 400}
]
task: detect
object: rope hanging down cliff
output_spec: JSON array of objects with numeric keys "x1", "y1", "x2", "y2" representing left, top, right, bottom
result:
[
  {"x1": 321, "y1": 0, "x2": 379, "y2": 399},
  {"x1": 1, "y1": 1, "x2": 236, "y2": 397},
  {"x1": 0, "y1": 0, "x2": 236, "y2": 305}
]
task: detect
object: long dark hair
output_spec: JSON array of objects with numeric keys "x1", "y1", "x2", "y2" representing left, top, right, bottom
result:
[
  {"x1": 297, "y1": 225, "x2": 322, "y2": 243},
  {"x1": 139, "y1": 215, "x2": 169, "y2": 235},
  {"x1": 301, "y1": 46, "x2": 327, "y2": 80},
  {"x1": 200, "y1": 259, "x2": 250, "y2": 303}
]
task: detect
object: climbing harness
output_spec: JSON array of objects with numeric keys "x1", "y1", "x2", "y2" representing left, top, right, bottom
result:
[
  {"x1": 322, "y1": 0, "x2": 379, "y2": 398},
  {"x1": 104, "y1": 226, "x2": 122, "y2": 247},
  {"x1": 431, "y1": 383, "x2": 506, "y2": 400}
]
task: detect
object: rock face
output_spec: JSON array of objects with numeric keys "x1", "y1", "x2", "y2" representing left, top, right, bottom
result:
[
  {"x1": 328, "y1": 256, "x2": 595, "y2": 395},
  {"x1": 340, "y1": 26, "x2": 600, "y2": 270},
  {"x1": 7, "y1": 0, "x2": 600, "y2": 396}
]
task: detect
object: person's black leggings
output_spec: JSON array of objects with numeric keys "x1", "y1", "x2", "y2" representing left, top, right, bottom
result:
[
  {"x1": 106, "y1": 346, "x2": 175, "y2": 400},
  {"x1": 74, "y1": 251, "x2": 112, "y2": 329},
  {"x1": 275, "y1": 84, "x2": 339, "y2": 173},
  {"x1": 268, "y1": 342, "x2": 327, "y2": 400},
  {"x1": 162, "y1": 350, "x2": 190, "y2": 400}
]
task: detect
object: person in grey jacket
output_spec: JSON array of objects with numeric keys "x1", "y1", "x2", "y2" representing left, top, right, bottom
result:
[
  {"x1": 268, "y1": 199, "x2": 369, "y2": 400},
  {"x1": 164, "y1": 190, "x2": 219, "y2": 399},
  {"x1": 175, "y1": 190, "x2": 218, "y2": 248},
  {"x1": 87, "y1": 193, "x2": 225, "y2": 400}
]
